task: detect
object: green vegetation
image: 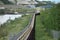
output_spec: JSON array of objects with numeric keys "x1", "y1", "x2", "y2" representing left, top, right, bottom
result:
[
  {"x1": 0, "y1": 9, "x2": 10, "y2": 14},
  {"x1": 41, "y1": 3, "x2": 60, "y2": 31},
  {"x1": 0, "y1": 14, "x2": 32, "y2": 40},
  {"x1": 35, "y1": 3, "x2": 60, "y2": 40},
  {"x1": 0, "y1": 9, "x2": 5, "y2": 14},
  {"x1": 35, "y1": 15, "x2": 54, "y2": 40},
  {"x1": 0, "y1": 0, "x2": 13, "y2": 4}
]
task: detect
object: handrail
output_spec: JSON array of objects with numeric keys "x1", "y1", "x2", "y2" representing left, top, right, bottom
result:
[{"x1": 9, "y1": 14, "x2": 35, "y2": 40}]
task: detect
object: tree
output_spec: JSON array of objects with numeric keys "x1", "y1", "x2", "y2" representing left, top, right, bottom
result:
[
  {"x1": 0, "y1": 0, "x2": 13, "y2": 4},
  {"x1": 14, "y1": 0, "x2": 17, "y2": 5},
  {"x1": 56, "y1": 3, "x2": 60, "y2": 9}
]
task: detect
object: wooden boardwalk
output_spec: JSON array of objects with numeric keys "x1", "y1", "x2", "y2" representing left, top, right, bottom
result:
[{"x1": 9, "y1": 14, "x2": 36, "y2": 40}]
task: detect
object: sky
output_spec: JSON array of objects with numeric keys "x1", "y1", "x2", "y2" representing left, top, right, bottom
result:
[
  {"x1": 38, "y1": 0, "x2": 60, "y2": 3},
  {"x1": 9, "y1": 0, "x2": 60, "y2": 3}
]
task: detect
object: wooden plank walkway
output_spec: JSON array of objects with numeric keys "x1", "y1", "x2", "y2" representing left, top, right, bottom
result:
[{"x1": 9, "y1": 14, "x2": 35, "y2": 40}]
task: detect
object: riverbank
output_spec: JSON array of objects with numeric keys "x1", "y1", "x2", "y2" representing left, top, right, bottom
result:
[{"x1": 0, "y1": 14, "x2": 32, "y2": 40}]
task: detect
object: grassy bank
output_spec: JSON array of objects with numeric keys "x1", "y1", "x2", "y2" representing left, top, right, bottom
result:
[
  {"x1": 0, "y1": 14, "x2": 32, "y2": 40},
  {"x1": 35, "y1": 15, "x2": 54, "y2": 40}
]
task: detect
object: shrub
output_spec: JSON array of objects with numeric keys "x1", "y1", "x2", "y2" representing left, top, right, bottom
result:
[{"x1": 43, "y1": 3, "x2": 60, "y2": 31}]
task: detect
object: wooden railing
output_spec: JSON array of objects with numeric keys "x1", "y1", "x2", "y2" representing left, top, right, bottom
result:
[{"x1": 9, "y1": 14, "x2": 35, "y2": 40}]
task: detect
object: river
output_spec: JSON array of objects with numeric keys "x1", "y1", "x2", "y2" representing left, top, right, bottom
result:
[{"x1": 0, "y1": 14, "x2": 22, "y2": 25}]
